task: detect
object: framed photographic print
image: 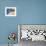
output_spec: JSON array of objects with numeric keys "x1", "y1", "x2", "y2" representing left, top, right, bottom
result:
[{"x1": 5, "y1": 7, "x2": 16, "y2": 16}]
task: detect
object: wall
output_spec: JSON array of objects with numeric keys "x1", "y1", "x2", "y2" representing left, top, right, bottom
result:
[{"x1": 0, "y1": 0, "x2": 46, "y2": 44}]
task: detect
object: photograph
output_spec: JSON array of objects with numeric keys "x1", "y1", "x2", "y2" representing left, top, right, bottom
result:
[{"x1": 5, "y1": 7, "x2": 16, "y2": 16}]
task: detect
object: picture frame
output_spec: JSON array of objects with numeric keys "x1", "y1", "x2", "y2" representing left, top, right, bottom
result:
[{"x1": 5, "y1": 7, "x2": 16, "y2": 16}]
